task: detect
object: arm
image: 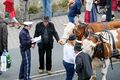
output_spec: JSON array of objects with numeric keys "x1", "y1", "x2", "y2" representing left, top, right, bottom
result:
[
  {"x1": 20, "y1": 33, "x2": 31, "y2": 47},
  {"x1": 75, "y1": 55, "x2": 83, "y2": 73},
  {"x1": 52, "y1": 23, "x2": 60, "y2": 42},
  {"x1": 2, "y1": 23, "x2": 8, "y2": 51}
]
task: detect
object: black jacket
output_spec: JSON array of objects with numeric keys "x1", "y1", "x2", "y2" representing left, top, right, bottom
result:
[
  {"x1": 34, "y1": 22, "x2": 60, "y2": 49},
  {"x1": 75, "y1": 52, "x2": 93, "y2": 80},
  {"x1": 19, "y1": 28, "x2": 32, "y2": 51},
  {"x1": 0, "y1": 20, "x2": 8, "y2": 56}
]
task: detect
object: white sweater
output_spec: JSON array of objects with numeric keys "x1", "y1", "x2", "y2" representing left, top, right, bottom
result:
[{"x1": 63, "y1": 43, "x2": 75, "y2": 64}]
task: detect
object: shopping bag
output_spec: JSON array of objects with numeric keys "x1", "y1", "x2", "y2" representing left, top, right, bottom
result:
[
  {"x1": 1, "y1": 51, "x2": 11, "y2": 71},
  {"x1": 1, "y1": 52, "x2": 7, "y2": 71},
  {"x1": 6, "y1": 52, "x2": 11, "y2": 69}
]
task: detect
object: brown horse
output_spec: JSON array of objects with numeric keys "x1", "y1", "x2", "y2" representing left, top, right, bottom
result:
[
  {"x1": 82, "y1": 28, "x2": 120, "y2": 80},
  {"x1": 73, "y1": 20, "x2": 120, "y2": 40}
]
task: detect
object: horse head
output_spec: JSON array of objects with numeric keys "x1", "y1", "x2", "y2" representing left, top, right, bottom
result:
[
  {"x1": 73, "y1": 22, "x2": 89, "y2": 40},
  {"x1": 82, "y1": 34, "x2": 112, "y2": 80},
  {"x1": 82, "y1": 34, "x2": 112, "y2": 59}
]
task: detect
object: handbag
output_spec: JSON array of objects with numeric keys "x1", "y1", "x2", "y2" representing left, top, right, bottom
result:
[{"x1": 1, "y1": 50, "x2": 11, "y2": 71}]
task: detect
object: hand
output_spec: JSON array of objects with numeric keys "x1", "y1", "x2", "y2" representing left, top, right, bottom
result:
[
  {"x1": 77, "y1": 14, "x2": 80, "y2": 18},
  {"x1": 58, "y1": 39, "x2": 65, "y2": 45},
  {"x1": 31, "y1": 44, "x2": 35, "y2": 48},
  {"x1": 31, "y1": 38, "x2": 35, "y2": 43},
  {"x1": 16, "y1": 22, "x2": 21, "y2": 29}
]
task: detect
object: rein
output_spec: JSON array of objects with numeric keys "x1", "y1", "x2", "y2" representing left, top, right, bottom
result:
[{"x1": 83, "y1": 24, "x2": 95, "y2": 38}]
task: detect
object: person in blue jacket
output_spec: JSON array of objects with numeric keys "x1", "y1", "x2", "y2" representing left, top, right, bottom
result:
[
  {"x1": 19, "y1": 21, "x2": 33, "y2": 80},
  {"x1": 67, "y1": 0, "x2": 82, "y2": 23}
]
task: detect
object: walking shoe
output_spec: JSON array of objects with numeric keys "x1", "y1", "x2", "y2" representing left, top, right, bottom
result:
[
  {"x1": 39, "y1": 69, "x2": 44, "y2": 74},
  {"x1": 47, "y1": 70, "x2": 52, "y2": 75}
]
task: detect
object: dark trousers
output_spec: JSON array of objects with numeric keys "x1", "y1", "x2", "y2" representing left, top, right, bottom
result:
[
  {"x1": 38, "y1": 44, "x2": 52, "y2": 70},
  {"x1": 19, "y1": 49, "x2": 31, "y2": 80},
  {"x1": 63, "y1": 60, "x2": 75, "y2": 80}
]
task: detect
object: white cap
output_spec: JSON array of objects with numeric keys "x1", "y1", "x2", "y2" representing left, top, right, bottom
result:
[
  {"x1": 23, "y1": 21, "x2": 33, "y2": 26},
  {"x1": 101, "y1": 15, "x2": 106, "y2": 21}
]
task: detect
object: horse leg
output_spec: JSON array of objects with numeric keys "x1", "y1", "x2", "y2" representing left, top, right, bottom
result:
[
  {"x1": 101, "y1": 58, "x2": 110, "y2": 80},
  {"x1": 90, "y1": 58, "x2": 102, "y2": 80},
  {"x1": 90, "y1": 70, "x2": 97, "y2": 80}
]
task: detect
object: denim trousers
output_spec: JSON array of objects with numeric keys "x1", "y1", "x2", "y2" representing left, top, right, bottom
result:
[
  {"x1": 42, "y1": 0, "x2": 52, "y2": 17},
  {"x1": 19, "y1": 49, "x2": 31, "y2": 80},
  {"x1": 67, "y1": 14, "x2": 75, "y2": 23},
  {"x1": 63, "y1": 60, "x2": 75, "y2": 80}
]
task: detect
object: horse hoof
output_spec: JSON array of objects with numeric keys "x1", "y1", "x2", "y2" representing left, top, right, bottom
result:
[{"x1": 90, "y1": 76, "x2": 96, "y2": 80}]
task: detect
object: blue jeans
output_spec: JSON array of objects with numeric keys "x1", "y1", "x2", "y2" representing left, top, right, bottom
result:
[
  {"x1": 63, "y1": 60, "x2": 75, "y2": 80},
  {"x1": 19, "y1": 49, "x2": 31, "y2": 80},
  {"x1": 42, "y1": 0, "x2": 52, "y2": 17},
  {"x1": 67, "y1": 15, "x2": 75, "y2": 23}
]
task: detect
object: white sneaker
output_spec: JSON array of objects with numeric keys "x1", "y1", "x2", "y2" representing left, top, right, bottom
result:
[
  {"x1": 47, "y1": 70, "x2": 52, "y2": 75},
  {"x1": 39, "y1": 69, "x2": 44, "y2": 74}
]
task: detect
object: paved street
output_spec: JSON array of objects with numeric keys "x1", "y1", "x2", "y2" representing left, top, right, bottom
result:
[{"x1": 0, "y1": 13, "x2": 120, "y2": 80}]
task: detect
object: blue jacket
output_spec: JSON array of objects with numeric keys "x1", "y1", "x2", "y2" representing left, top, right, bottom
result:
[
  {"x1": 19, "y1": 28, "x2": 32, "y2": 51},
  {"x1": 68, "y1": 0, "x2": 82, "y2": 17}
]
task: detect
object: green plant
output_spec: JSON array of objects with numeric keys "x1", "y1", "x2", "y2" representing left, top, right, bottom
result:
[
  {"x1": 52, "y1": 2, "x2": 58, "y2": 13},
  {"x1": 58, "y1": 0, "x2": 68, "y2": 9},
  {"x1": 28, "y1": 4, "x2": 38, "y2": 14}
]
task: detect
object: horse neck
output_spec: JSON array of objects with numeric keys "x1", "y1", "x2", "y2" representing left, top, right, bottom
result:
[{"x1": 103, "y1": 43, "x2": 112, "y2": 58}]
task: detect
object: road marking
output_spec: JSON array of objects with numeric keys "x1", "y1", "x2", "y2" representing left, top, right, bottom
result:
[
  {"x1": 16, "y1": 61, "x2": 120, "y2": 80},
  {"x1": 32, "y1": 72, "x2": 66, "y2": 80},
  {"x1": 16, "y1": 69, "x2": 65, "y2": 80},
  {"x1": 30, "y1": 69, "x2": 65, "y2": 79}
]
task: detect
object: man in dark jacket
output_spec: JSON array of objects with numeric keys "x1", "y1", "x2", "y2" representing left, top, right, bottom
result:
[
  {"x1": 33, "y1": 16, "x2": 60, "y2": 74},
  {"x1": 19, "y1": 21, "x2": 33, "y2": 80},
  {"x1": 0, "y1": 12, "x2": 8, "y2": 75},
  {"x1": 74, "y1": 43, "x2": 93, "y2": 80}
]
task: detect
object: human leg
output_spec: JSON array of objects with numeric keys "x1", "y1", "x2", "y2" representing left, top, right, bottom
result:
[
  {"x1": 19, "y1": 49, "x2": 31, "y2": 80},
  {"x1": 19, "y1": 50, "x2": 25, "y2": 79},
  {"x1": 101, "y1": 59, "x2": 110, "y2": 80},
  {"x1": 24, "y1": 49, "x2": 31, "y2": 80},
  {"x1": 63, "y1": 60, "x2": 75, "y2": 80},
  {"x1": 38, "y1": 47, "x2": 45, "y2": 70},
  {"x1": 46, "y1": 48, "x2": 52, "y2": 71},
  {"x1": 0, "y1": 56, "x2": 2, "y2": 75},
  {"x1": 47, "y1": 0, "x2": 52, "y2": 17},
  {"x1": 42, "y1": 0, "x2": 47, "y2": 16},
  {"x1": 90, "y1": 5, "x2": 97, "y2": 22}
]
